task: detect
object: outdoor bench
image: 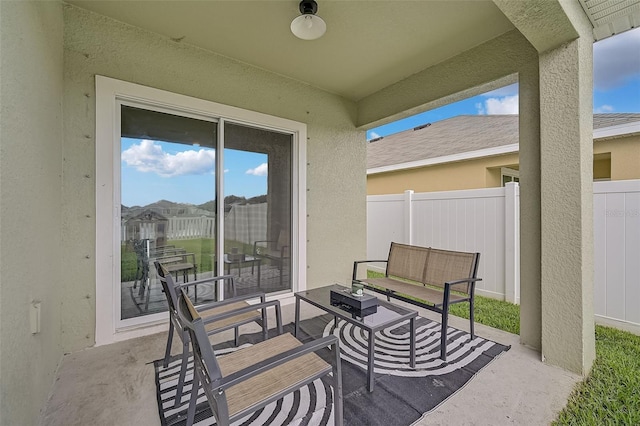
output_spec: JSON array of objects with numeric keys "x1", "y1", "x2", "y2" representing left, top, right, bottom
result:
[{"x1": 353, "y1": 242, "x2": 481, "y2": 360}]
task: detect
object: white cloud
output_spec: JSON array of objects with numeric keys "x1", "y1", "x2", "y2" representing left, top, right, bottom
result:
[
  {"x1": 121, "y1": 139, "x2": 215, "y2": 177},
  {"x1": 368, "y1": 131, "x2": 381, "y2": 140},
  {"x1": 594, "y1": 27, "x2": 640, "y2": 90},
  {"x1": 594, "y1": 104, "x2": 614, "y2": 113},
  {"x1": 246, "y1": 163, "x2": 268, "y2": 176},
  {"x1": 477, "y1": 95, "x2": 519, "y2": 115}
]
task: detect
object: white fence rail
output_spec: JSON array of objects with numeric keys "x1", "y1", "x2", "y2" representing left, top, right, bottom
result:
[
  {"x1": 120, "y1": 203, "x2": 268, "y2": 244},
  {"x1": 367, "y1": 180, "x2": 640, "y2": 334},
  {"x1": 593, "y1": 180, "x2": 640, "y2": 333}
]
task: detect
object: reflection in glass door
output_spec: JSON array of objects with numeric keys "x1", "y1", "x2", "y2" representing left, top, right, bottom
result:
[
  {"x1": 223, "y1": 122, "x2": 292, "y2": 295},
  {"x1": 119, "y1": 105, "x2": 218, "y2": 320}
]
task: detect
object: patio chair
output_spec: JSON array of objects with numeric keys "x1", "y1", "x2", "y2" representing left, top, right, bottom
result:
[
  {"x1": 155, "y1": 262, "x2": 283, "y2": 408},
  {"x1": 176, "y1": 288, "x2": 344, "y2": 426},
  {"x1": 253, "y1": 229, "x2": 290, "y2": 286}
]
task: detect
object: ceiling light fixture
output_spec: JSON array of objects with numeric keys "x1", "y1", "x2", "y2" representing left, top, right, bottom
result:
[{"x1": 291, "y1": 0, "x2": 326, "y2": 40}]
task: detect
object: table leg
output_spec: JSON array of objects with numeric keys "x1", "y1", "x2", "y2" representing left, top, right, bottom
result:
[
  {"x1": 410, "y1": 317, "x2": 416, "y2": 369},
  {"x1": 294, "y1": 297, "x2": 300, "y2": 337},
  {"x1": 367, "y1": 330, "x2": 375, "y2": 392}
]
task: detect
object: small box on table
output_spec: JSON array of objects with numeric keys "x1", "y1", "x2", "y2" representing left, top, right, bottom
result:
[
  {"x1": 228, "y1": 253, "x2": 245, "y2": 262},
  {"x1": 330, "y1": 288, "x2": 378, "y2": 317}
]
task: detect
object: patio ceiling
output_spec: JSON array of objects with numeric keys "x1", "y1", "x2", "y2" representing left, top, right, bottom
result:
[{"x1": 66, "y1": 1, "x2": 516, "y2": 102}]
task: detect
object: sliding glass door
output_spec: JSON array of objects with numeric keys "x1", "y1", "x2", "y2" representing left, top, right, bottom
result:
[
  {"x1": 119, "y1": 104, "x2": 218, "y2": 320},
  {"x1": 118, "y1": 105, "x2": 293, "y2": 322},
  {"x1": 223, "y1": 122, "x2": 292, "y2": 296}
]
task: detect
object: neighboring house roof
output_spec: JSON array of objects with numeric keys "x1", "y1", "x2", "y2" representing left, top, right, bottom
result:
[{"x1": 367, "y1": 113, "x2": 640, "y2": 174}]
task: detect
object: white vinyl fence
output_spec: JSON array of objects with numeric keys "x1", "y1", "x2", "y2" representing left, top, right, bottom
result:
[
  {"x1": 593, "y1": 180, "x2": 640, "y2": 333},
  {"x1": 167, "y1": 216, "x2": 216, "y2": 240},
  {"x1": 367, "y1": 180, "x2": 640, "y2": 334},
  {"x1": 224, "y1": 203, "x2": 267, "y2": 246},
  {"x1": 119, "y1": 203, "x2": 268, "y2": 244}
]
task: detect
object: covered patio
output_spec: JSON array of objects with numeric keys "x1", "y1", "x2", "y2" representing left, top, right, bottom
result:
[
  {"x1": 41, "y1": 301, "x2": 581, "y2": 425},
  {"x1": 2, "y1": 0, "x2": 637, "y2": 424}
]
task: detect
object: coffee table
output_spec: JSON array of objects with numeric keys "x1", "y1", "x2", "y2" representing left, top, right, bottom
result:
[{"x1": 294, "y1": 284, "x2": 417, "y2": 392}]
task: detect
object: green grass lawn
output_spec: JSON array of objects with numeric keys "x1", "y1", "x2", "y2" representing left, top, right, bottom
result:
[
  {"x1": 366, "y1": 270, "x2": 640, "y2": 424},
  {"x1": 553, "y1": 326, "x2": 640, "y2": 425}
]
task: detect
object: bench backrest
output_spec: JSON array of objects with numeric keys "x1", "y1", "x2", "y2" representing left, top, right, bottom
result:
[
  {"x1": 386, "y1": 242, "x2": 430, "y2": 283},
  {"x1": 423, "y1": 248, "x2": 478, "y2": 295},
  {"x1": 387, "y1": 242, "x2": 480, "y2": 295}
]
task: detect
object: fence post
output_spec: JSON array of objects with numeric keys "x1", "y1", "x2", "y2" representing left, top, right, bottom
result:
[
  {"x1": 504, "y1": 182, "x2": 518, "y2": 303},
  {"x1": 404, "y1": 190, "x2": 414, "y2": 245}
]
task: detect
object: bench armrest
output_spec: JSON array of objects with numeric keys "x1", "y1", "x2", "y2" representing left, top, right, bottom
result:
[
  {"x1": 443, "y1": 277, "x2": 482, "y2": 299},
  {"x1": 352, "y1": 259, "x2": 388, "y2": 280},
  {"x1": 214, "y1": 335, "x2": 338, "y2": 391},
  {"x1": 445, "y1": 277, "x2": 482, "y2": 286}
]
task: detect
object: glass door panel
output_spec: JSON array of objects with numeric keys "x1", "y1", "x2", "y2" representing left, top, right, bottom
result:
[
  {"x1": 223, "y1": 122, "x2": 292, "y2": 295},
  {"x1": 120, "y1": 105, "x2": 217, "y2": 320}
]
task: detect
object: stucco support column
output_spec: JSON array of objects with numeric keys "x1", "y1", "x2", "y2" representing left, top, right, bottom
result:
[
  {"x1": 539, "y1": 28, "x2": 595, "y2": 374},
  {"x1": 518, "y1": 65, "x2": 542, "y2": 351}
]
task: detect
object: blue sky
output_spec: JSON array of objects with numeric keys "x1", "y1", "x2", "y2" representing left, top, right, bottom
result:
[
  {"x1": 367, "y1": 27, "x2": 640, "y2": 140},
  {"x1": 122, "y1": 28, "x2": 639, "y2": 206}
]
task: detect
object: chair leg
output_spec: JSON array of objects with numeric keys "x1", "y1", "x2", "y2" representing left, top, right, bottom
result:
[
  {"x1": 174, "y1": 340, "x2": 189, "y2": 408},
  {"x1": 275, "y1": 302, "x2": 283, "y2": 335},
  {"x1": 186, "y1": 370, "x2": 199, "y2": 426},
  {"x1": 261, "y1": 305, "x2": 268, "y2": 341},
  {"x1": 163, "y1": 322, "x2": 175, "y2": 368},
  {"x1": 234, "y1": 326, "x2": 240, "y2": 347}
]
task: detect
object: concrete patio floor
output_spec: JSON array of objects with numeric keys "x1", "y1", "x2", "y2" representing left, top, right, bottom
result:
[{"x1": 41, "y1": 297, "x2": 581, "y2": 426}]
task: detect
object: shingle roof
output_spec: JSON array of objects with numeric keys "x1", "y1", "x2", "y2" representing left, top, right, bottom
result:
[
  {"x1": 593, "y1": 113, "x2": 640, "y2": 129},
  {"x1": 367, "y1": 113, "x2": 640, "y2": 169}
]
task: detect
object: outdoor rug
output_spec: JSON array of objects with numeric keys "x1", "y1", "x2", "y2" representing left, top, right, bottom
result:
[{"x1": 154, "y1": 315, "x2": 510, "y2": 426}]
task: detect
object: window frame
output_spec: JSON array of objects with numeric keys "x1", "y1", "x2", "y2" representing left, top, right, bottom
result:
[
  {"x1": 501, "y1": 167, "x2": 520, "y2": 186},
  {"x1": 95, "y1": 76, "x2": 307, "y2": 345}
]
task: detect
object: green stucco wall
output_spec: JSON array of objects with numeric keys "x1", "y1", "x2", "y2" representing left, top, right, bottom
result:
[
  {"x1": 0, "y1": 2, "x2": 64, "y2": 424},
  {"x1": 62, "y1": 5, "x2": 366, "y2": 351}
]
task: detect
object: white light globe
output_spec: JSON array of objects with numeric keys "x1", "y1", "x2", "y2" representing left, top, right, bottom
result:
[{"x1": 291, "y1": 14, "x2": 326, "y2": 40}]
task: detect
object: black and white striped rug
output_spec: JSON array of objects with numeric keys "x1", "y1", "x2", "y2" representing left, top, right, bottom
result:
[{"x1": 154, "y1": 315, "x2": 509, "y2": 426}]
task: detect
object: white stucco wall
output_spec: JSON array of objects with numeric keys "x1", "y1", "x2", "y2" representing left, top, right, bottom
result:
[
  {"x1": 62, "y1": 5, "x2": 365, "y2": 351},
  {"x1": 0, "y1": 2, "x2": 64, "y2": 424}
]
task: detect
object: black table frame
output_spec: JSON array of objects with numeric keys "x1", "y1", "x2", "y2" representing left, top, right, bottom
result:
[{"x1": 294, "y1": 284, "x2": 417, "y2": 392}]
